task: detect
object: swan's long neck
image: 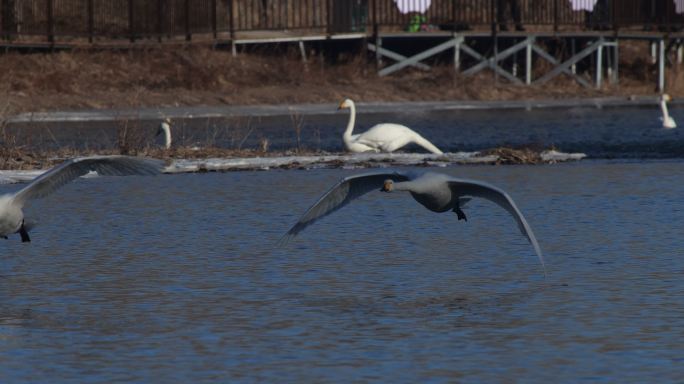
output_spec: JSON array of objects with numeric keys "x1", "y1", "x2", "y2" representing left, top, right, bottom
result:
[
  {"x1": 161, "y1": 123, "x2": 172, "y2": 149},
  {"x1": 392, "y1": 181, "x2": 414, "y2": 192},
  {"x1": 661, "y1": 99, "x2": 671, "y2": 120},
  {"x1": 343, "y1": 102, "x2": 356, "y2": 145}
]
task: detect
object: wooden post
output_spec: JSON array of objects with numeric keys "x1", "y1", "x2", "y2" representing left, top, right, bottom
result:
[
  {"x1": 596, "y1": 40, "x2": 603, "y2": 88},
  {"x1": 47, "y1": 0, "x2": 54, "y2": 43},
  {"x1": 228, "y1": 0, "x2": 234, "y2": 40},
  {"x1": 613, "y1": 42, "x2": 619, "y2": 85},
  {"x1": 184, "y1": 0, "x2": 190, "y2": 41},
  {"x1": 88, "y1": 0, "x2": 94, "y2": 43},
  {"x1": 454, "y1": 35, "x2": 462, "y2": 72},
  {"x1": 525, "y1": 37, "x2": 532, "y2": 84},
  {"x1": 157, "y1": 0, "x2": 163, "y2": 42},
  {"x1": 491, "y1": 0, "x2": 498, "y2": 84},
  {"x1": 1, "y1": 0, "x2": 5, "y2": 40},
  {"x1": 659, "y1": 39, "x2": 665, "y2": 92},
  {"x1": 128, "y1": 0, "x2": 134, "y2": 42},
  {"x1": 553, "y1": 0, "x2": 558, "y2": 32},
  {"x1": 490, "y1": 0, "x2": 495, "y2": 34},
  {"x1": 372, "y1": 0, "x2": 378, "y2": 35},
  {"x1": 2, "y1": 0, "x2": 15, "y2": 40},
  {"x1": 211, "y1": 0, "x2": 217, "y2": 38},
  {"x1": 326, "y1": 0, "x2": 332, "y2": 33}
]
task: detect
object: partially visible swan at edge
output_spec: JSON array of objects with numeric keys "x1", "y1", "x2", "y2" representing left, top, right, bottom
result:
[
  {"x1": 338, "y1": 99, "x2": 444, "y2": 154},
  {"x1": 282, "y1": 170, "x2": 545, "y2": 275},
  {"x1": 157, "y1": 118, "x2": 203, "y2": 150},
  {"x1": 0, "y1": 156, "x2": 163, "y2": 242},
  {"x1": 157, "y1": 118, "x2": 173, "y2": 149},
  {"x1": 660, "y1": 94, "x2": 677, "y2": 129}
]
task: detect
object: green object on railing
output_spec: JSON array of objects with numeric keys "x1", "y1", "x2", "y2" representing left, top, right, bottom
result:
[{"x1": 407, "y1": 14, "x2": 427, "y2": 32}]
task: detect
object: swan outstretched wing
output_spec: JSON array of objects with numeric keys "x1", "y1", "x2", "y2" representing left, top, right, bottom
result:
[
  {"x1": 12, "y1": 156, "x2": 164, "y2": 205},
  {"x1": 282, "y1": 171, "x2": 410, "y2": 243},
  {"x1": 447, "y1": 178, "x2": 545, "y2": 273}
]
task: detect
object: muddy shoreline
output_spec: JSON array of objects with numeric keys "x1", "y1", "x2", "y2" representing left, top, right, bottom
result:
[{"x1": 0, "y1": 146, "x2": 586, "y2": 173}]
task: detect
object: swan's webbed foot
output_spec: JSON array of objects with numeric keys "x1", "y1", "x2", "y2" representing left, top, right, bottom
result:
[
  {"x1": 18, "y1": 222, "x2": 30, "y2": 243},
  {"x1": 453, "y1": 206, "x2": 467, "y2": 221}
]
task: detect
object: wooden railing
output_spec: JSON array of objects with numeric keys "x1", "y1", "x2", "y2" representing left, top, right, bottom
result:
[{"x1": 0, "y1": 0, "x2": 682, "y2": 43}]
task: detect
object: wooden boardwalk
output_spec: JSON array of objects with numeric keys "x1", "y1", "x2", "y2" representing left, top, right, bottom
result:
[{"x1": 224, "y1": 29, "x2": 683, "y2": 92}]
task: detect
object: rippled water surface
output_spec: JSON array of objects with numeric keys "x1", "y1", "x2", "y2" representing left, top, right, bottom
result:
[{"x1": 1, "y1": 161, "x2": 683, "y2": 382}]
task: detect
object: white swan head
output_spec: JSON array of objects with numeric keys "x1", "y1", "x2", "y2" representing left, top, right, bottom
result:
[
  {"x1": 381, "y1": 179, "x2": 394, "y2": 192},
  {"x1": 156, "y1": 118, "x2": 172, "y2": 149},
  {"x1": 338, "y1": 99, "x2": 354, "y2": 110},
  {"x1": 661, "y1": 94, "x2": 672, "y2": 103}
]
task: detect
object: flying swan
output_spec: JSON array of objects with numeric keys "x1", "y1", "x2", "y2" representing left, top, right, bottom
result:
[
  {"x1": 0, "y1": 156, "x2": 163, "y2": 242},
  {"x1": 338, "y1": 99, "x2": 444, "y2": 154},
  {"x1": 660, "y1": 94, "x2": 677, "y2": 129},
  {"x1": 282, "y1": 171, "x2": 545, "y2": 274}
]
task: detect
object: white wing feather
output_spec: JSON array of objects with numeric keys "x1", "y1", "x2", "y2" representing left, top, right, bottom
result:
[{"x1": 12, "y1": 156, "x2": 164, "y2": 206}]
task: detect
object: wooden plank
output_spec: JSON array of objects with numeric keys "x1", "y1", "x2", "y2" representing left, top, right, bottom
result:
[{"x1": 367, "y1": 43, "x2": 431, "y2": 70}]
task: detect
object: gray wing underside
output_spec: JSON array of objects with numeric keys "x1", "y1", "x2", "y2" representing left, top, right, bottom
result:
[
  {"x1": 12, "y1": 156, "x2": 164, "y2": 206},
  {"x1": 281, "y1": 171, "x2": 411, "y2": 242},
  {"x1": 447, "y1": 178, "x2": 546, "y2": 273}
]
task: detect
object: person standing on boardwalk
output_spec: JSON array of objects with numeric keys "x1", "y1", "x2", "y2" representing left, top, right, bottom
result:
[{"x1": 497, "y1": 0, "x2": 524, "y2": 31}]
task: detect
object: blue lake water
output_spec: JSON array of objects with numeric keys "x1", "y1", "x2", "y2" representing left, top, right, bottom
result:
[{"x1": 1, "y1": 160, "x2": 683, "y2": 382}]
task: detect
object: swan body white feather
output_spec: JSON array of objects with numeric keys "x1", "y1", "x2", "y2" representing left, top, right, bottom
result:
[
  {"x1": 0, "y1": 156, "x2": 163, "y2": 242},
  {"x1": 339, "y1": 99, "x2": 443, "y2": 154}
]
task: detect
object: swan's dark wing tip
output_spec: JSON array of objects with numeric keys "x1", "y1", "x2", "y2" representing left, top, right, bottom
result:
[
  {"x1": 13, "y1": 155, "x2": 164, "y2": 205},
  {"x1": 281, "y1": 171, "x2": 411, "y2": 242},
  {"x1": 447, "y1": 177, "x2": 546, "y2": 275},
  {"x1": 276, "y1": 232, "x2": 296, "y2": 248}
]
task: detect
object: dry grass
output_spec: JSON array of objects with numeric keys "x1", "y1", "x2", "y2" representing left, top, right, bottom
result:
[
  {"x1": 482, "y1": 147, "x2": 543, "y2": 165},
  {"x1": 0, "y1": 40, "x2": 676, "y2": 114}
]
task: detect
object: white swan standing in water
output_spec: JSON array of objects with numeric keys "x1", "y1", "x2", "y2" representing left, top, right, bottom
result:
[
  {"x1": 338, "y1": 99, "x2": 444, "y2": 154},
  {"x1": 282, "y1": 170, "x2": 545, "y2": 275},
  {"x1": 0, "y1": 156, "x2": 163, "y2": 242},
  {"x1": 157, "y1": 118, "x2": 173, "y2": 149},
  {"x1": 660, "y1": 94, "x2": 677, "y2": 129}
]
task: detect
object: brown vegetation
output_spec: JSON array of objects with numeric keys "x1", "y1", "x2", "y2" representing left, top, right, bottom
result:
[{"x1": 0, "y1": 41, "x2": 673, "y2": 117}]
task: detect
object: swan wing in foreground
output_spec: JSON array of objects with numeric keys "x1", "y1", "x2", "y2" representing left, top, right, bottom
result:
[
  {"x1": 282, "y1": 171, "x2": 410, "y2": 242},
  {"x1": 447, "y1": 178, "x2": 545, "y2": 273},
  {"x1": 12, "y1": 156, "x2": 164, "y2": 206}
]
